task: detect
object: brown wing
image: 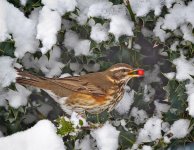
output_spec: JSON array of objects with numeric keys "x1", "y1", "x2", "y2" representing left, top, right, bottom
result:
[
  {"x1": 16, "y1": 69, "x2": 108, "y2": 97},
  {"x1": 49, "y1": 76, "x2": 106, "y2": 96}
]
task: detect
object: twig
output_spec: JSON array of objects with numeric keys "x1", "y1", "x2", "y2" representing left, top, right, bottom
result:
[{"x1": 123, "y1": 0, "x2": 136, "y2": 23}]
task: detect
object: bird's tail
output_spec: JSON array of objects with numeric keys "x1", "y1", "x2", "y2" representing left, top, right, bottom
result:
[{"x1": 15, "y1": 68, "x2": 48, "y2": 90}]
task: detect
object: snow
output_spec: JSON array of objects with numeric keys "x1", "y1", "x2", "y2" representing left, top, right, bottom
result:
[
  {"x1": 164, "y1": 119, "x2": 190, "y2": 142},
  {"x1": 133, "y1": 43, "x2": 141, "y2": 50},
  {"x1": 22, "y1": 46, "x2": 65, "y2": 78},
  {"x1": 70, "y1": 112, "x2": 88, "y2": 128},
  {"x1": 69, "y1": 63, "x2": 83, "y2": 73},
  {"x1": 154, "y1": 101, "x2": 170, "y2": 117},
  {"x1": 75, "y1": 135, "x2": 93, "y2": 150},
  {"x1": 91, "y1": 122, "x2": 120, "y2": 150},
  {"x1": 170, "y1": 119, "x2": 190, "y2": 139},
  {"x1": 88, "y1": 1, "x2": 133, "y2": 40},
  {"x1": 29, "y1": 8, "x2": 41, "y2": 25},
  {"x1": 0, "y1": 83, "x2": 31, "y2": 108},
  {"x1": 130, "y1": 107, "x2": 148, "y2": 125},
  {"x1": 64, "y1": 30, "x2": 91, "y2": 56},
  {"x1": 141, "y1": 27, "x2": 153, "y2": 38},
  {"x1": 162, "y1": 1, "x2": 194, "y2": 31},
  {"x1": 0, "y1": 56, "x2": 17, "y2": 87},
  {"x1": 69, "y1": 62, "x2": 100, "y2": 73},
  {"x1": 163, "y1": 72, "x2": 175, "y2": 80},
  {"x1": 0, "y1": 120, "x2": 65, "y2": 150},
  {"x1": 90, "y1": 23, "x2": 109, "y2": 43},
  {"x1": 161, "y1": 122, "x2": 170, "y2": 133},
  {"x1": 136, "y1": 117, "x2": 162, "y2": 143},
  {"x1": 36, "y1": 6, "x2": 61, "y2": 54},
  {"x1": 41, "y1": 0, "x2": 77, "y2": 15},
  {"x1": 109, "y1": 15, "x2": 134, "y2": 41},
  {"x1": 0, "y1": 2, "x2": 9, "y2": 42},
  {"x1": 115, "y1": 87, "x2": 134, "y2": 114},
  {"x1": 173, "y1": 54, "x2": 194, "y2": 81},
  {"x1": 185, "y1": 82, "x2": 194, "y2": 117},
  {"x1": 170, "y1": 41, "x2": 179, "y2": 51},
  {"x1": 180, "y1": 24, "x2": 194, "y2": 43},
  {"x1": 130, "y1": 0, "x2": 164, "y2": 17},
  {"x1": 159, "y1": 1, "x2": 194, "y2": 43},
  {"x1": 0, "y1": 0, "x2": 38, "y2": 58},
  {"x1": 83, "y1": 63, "x2": 100, "y2": 72},
  {"x1": 6, "y1": 84, "x2": 31, "y2": 108},
  {"x1": 0, "y1": 88, "x2": 8, "y2": 107},
  {"x1": 20, "y1": 0, "x2": 27, "y2": 6},
  {"x1": 153, "y1": 18, "x2": 170, "y2": 42},
  {"x1": 88, "y1": 2, "x2": 126, "y2": 19},
  {"x1": 76, "y1": 0, "x2": 100, "y2": 25},
  {"x1": 165, "y1": 0, "x2": 175, "y2": 8},
  {"x1": 74, "y1": 40, "x2": 91, "y2": 56},
  {"x1": 142, "y1": 145, "x2": 152, "y2": 150},
  {"x1": 152, "y1": 1, "x2": 194, "y2": 43},
  {"x1": 143, "y1": 85, "x2": 155, "y2": 102}
]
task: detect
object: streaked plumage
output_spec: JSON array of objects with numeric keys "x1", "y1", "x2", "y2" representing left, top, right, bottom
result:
[{"x1": 16, "y1": 63, "x2": 144, "y2": 115}]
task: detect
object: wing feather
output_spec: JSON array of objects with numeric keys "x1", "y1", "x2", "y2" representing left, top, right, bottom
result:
[{"x1": 49, "y1": 77, "x2": 105, "y2": 96}]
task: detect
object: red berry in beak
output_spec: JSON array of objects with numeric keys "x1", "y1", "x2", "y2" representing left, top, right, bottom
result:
[{"x1": 137, "y1": 69, "x2": 144, "y2": 76}]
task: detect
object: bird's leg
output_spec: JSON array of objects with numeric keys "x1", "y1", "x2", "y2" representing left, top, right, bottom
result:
[
  {"x1": 88, "y1": 113, "x2": 104, "y2": 128},
  {"x1": 77, "y1": 111, "x2": 87, "y2": 118}
]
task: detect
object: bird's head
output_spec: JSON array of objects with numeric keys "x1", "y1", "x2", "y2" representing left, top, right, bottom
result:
[{"x1": 105, "y1": 63, "x2": 144, "y2": 83}]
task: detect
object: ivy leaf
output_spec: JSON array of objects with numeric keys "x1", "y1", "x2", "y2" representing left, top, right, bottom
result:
[
  {"x1": 163, "y1": 80, "x2": 188, "y2": 124},
  {"x1": 166, "y1": 51, "x2": 180, "y2": 61},
  {"x1": 0, "y1": 40, "x2": 15, "y2": 57},
  {"x1": 86, "y1": 111, "x2": 109, "y2": 124},
  {"x1": 119, "y1": 130, "x2": 136, "y2": 149}
]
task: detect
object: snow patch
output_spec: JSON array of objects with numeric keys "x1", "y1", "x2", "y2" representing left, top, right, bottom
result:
[
  {"x1": 91, "y1": 122, "x2": 120, "y2": 150},
  {"x1": 0, "y1": 0, "x2": 38, "y2": 58},
  {"x1": 37, "y1": 6, "x2": 61, "y2": 54},
  {"x1": 0, "y1": 120, "x2": 65, "y2": 150},
  {"x1": 164, "y1": 119, "x2": 190, "y2": 142},
  {"x1": 90, "y1": 23, "x2": 109, "y2": 43},
  {"x1": 173, "y1": 55, "x2": 194, "y2": 81},
  {"x1": 109, "y1": 15, "x2": 134, "y2": 41},
  {"x1": 130, "y1": 107, "x2": 148, "y2": 125},
  {"x1": 137, "y1": 117, "x2": 162, "y2": 144},
  {"x1": 22, "y1": 46, "x2": 65, "y2": 78},
  {"x1": 64, "y1": 30, "x2": 91, "y2": 56},
  {"x1": 0, "y1": 56, "x2": 17, "y2": 87},
  {"x1": 42, "y1": 0, "x2": 77, "y2": 15}
]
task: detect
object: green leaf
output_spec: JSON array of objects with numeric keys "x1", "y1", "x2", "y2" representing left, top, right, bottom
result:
[
  {"x1": 79, "y1": 119, "x2": 83, "y2": 126},
  {"x1": 86, "y1": 111, "x2": 109, "y2": 124},
  {"x1": 163, "y1": 80, "x2": 188, "y2": 124},
  {"x1": 0, "y1": 40, "x2": 15, "y2": 57},
  {"x1": 119, "y1": 131, "x2": 136, "y2": 149},
  {"x1": 56, "y1": 117, "x2": 75, "y2": 137}
]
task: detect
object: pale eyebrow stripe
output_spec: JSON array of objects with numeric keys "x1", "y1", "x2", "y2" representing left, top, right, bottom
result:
[{"x1": 109, "y1": 67, "x2": 130, "y2": 72}]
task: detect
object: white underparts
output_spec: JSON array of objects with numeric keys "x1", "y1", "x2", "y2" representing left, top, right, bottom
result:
[{"x1": 43, "y1": 89, "x2": 74, "y2": 115}]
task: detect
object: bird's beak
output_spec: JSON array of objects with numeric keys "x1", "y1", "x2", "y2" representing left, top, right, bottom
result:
[{"x1": 128, "y1": 69, "x2": 144, "y2": 77}]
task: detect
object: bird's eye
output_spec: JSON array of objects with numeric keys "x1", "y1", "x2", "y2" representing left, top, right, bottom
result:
[{"x1": 122, "y1": 69, "x2": 126, "y2": 72}]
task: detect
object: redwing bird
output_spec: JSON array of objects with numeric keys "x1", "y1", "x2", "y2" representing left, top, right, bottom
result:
[{"x1": 16, "y1": 63, "x2": 144, "y2": 115}]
